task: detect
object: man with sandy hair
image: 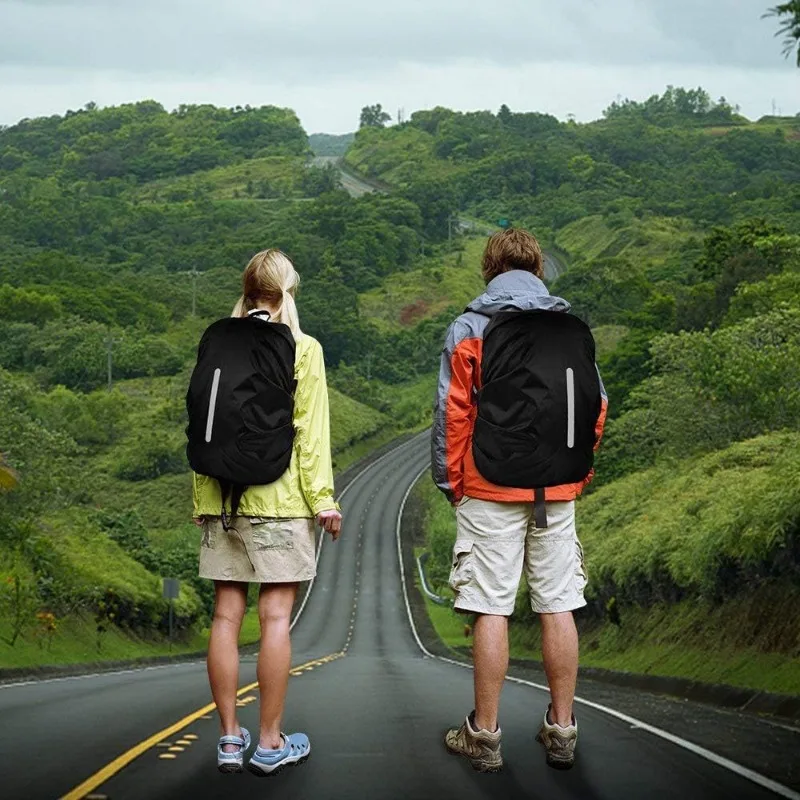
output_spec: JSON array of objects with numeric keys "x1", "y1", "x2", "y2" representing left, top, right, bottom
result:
[{"x1": 432, "y1": 228, "x2": 607, "y2": 772}]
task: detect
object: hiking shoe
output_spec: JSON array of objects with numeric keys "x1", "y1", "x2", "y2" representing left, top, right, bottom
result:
[
  {"x1": 536, "y1": 707, "x2": 577, "y2": 769},
  {"x1": 217, "y1": 727, "x2": 251, "y2": 773},
  {"x1": 445, "y1": 712, "x2": 502, "y2": 773},
  {"x1": 248, "y1": 732, "x2": 311, "y2": 777}
]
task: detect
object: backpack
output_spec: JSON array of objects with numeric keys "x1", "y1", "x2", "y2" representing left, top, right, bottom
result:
[
  {"x1": 186, "y1": 311, "x2": 296, "y2": 527},
  {"x1": 472, "y1": 309, "x2": 601, "y2": 527}
]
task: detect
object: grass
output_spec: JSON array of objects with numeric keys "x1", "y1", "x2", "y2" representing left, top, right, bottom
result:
[
  {"x1": 133, "y1": 155, "x2": 310, "y2": 202},
  {"x1": 359, "y1": 237, "x2": 486, "y2": 332},
  {"x1": 328, "y1": 386, "x2": 388, "y2": 452},
  {"x1": 555, "y1": 214, "x2": 701, "y2": 281},
  {"x1": 593, "y1": 325, "x2": 629, "y2": 359},
  {"x1": 0, "y1": 608, "x2": 261, "y2": 670},
  {"x1": 420, "y1": 588, "x2": 800, "y2": 696},
  {"x1": 413, "y1": 433, "x2": 800, "y2": 697}
]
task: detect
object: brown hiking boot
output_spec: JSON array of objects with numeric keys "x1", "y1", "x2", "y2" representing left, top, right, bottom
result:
[
  {"x1": 445, "y1": 712, "x2": 503, "y2": 773},
  {"x1": 535, "y1": 706, "x2": 577, "y2": 769}
]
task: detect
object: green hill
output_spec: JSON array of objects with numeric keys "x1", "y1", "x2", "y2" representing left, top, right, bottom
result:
[{"x1": 3, "y1": 90, "x2": 799, "y2": 683}]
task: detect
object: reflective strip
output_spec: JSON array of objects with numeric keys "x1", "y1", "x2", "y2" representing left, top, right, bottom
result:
[
  {"x1": 205, "y1": 368, "x2": 221, "y2": 443},
  {"x1": 566, "y1": 368, "x2": 575, "y2": 449}
]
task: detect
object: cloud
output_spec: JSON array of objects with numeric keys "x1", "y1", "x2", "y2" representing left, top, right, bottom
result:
[
  {"x1": 0, "y1": 0, "x2": 795, "y2": 130},
  {"x1": 0, "y1": 0, "x2": 791, "y2": 75}
]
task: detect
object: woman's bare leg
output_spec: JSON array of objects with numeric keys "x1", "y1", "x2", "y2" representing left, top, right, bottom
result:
[
  {"x1": 207, "y1": 580, "x2": 248, "y2": 749},
  {"x1": 257, "y1": 582, "x2": 298, "y2": 749}
]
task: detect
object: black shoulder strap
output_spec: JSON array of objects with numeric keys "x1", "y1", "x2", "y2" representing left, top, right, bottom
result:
[
  {"x1": 218, "y1": 481, "x2": 248, "y2": 531},
  {"x1": 534, "y1": 487, "x2": 548, "y2": 529}
]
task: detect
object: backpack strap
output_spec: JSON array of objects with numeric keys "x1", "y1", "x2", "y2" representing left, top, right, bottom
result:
[
  {"x1": 218, "y1": 480, "x2": 248, "y2": 531},
  {"x1": 533, "y1": 487, "x2": 548, "y2": 530}
]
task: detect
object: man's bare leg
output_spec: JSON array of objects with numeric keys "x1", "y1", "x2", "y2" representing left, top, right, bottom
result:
[
  {"x1": 473, "y1": 614, "x2": 509, "y2": 732},
  {"x1": 540, "y1": 611, "x2": 579, "y2": 726}
]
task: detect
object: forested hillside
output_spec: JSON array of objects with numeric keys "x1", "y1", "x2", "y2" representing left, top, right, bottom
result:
[
  {"x1": 2, "y1": 90, "x2": 799, "y2": 686},
  {"x1": 344, "y1": 88, "x2": 800, "y2": 692},
  {"x1": 0, "y1": 102, "x2": 447, "y2": 665}
]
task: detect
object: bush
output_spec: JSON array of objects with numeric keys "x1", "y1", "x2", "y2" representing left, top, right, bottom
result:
[
  {"x1": 114, "y1": 434, "x2": 186, "y2": 481},
  {"x1": 579, "y1": 432, "x2": 800, "y2": 605}
]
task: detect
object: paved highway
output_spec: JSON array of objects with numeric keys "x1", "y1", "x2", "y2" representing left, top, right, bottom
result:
[{"x1": 1, "y1": 433, "x2": 797, "y2": 799}]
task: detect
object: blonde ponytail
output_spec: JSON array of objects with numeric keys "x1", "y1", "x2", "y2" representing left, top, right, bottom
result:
[
  {"x1": 233, "y1": 249, "x2": 303, "y2": 340},
  {"x1": 278, "y1": 285, "x2": 301, "y2": 340},
  {"x1": 231, "y1": 295, "x2": 248, "y2": 318}
]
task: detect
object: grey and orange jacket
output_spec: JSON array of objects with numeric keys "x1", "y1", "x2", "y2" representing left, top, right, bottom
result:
[{"x1": 432, "y1": 270, "x2": 608, "y2": 505}]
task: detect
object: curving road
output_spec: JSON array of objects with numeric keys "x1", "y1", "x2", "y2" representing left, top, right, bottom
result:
[
  {"x1": 311, "y1": 156, "x2": 563, "y2": 280},
  {"x1": 1, "y1": 433, "x2": 797, "y2": 799}
]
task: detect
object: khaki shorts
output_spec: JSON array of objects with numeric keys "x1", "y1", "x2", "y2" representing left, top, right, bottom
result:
[
  {"x1": 450, "y1": 498, "x2": 587, "y2": 616},
  {"x1": 198, "y1": 516, "x2": 317, "y2": 584}
]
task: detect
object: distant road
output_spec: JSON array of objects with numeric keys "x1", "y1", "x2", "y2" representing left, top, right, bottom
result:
[
  {"x1": 2, "y1": 433, "x2": 798, "y2": 799},
  {"x1": 313, "y1": 156, "x2": 563, "y2": 281}
]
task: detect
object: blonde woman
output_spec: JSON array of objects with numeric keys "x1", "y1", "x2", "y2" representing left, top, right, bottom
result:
[{"x1": 191, "y1": 249, "x2": 342, "y2": 775}]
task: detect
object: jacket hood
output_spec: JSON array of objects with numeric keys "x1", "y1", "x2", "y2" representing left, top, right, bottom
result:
[{"x1": 466, "y1": 270, "x2": 570, "y2": 317}]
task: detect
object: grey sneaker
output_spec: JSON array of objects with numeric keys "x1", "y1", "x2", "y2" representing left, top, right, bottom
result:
[
  {"x1": 535, "y1": 707, "x2": 577, "y2": 769},
  {"x1": 445, "y1": 712, "x2": 503, "y2": 773}
]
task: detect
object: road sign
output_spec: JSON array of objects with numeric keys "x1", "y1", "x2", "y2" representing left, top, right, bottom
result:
[{"x1": 163, "y1": 578, "x2": 180, "y2": 599}]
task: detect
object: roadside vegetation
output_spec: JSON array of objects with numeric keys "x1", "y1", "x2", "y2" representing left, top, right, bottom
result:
[
  {"x1": 2, "y1": 89, "x2": 799, "y2": 683},
  {"x1": 0, "y1": 102, "x2": 443, "y2": 668},
  {"x1": 352, "y1": 89, "x2": 800, "y2": 694}
]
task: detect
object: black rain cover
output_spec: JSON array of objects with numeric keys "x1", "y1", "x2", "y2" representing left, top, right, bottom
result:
[
  {"x1": 186, "y1": 316, "x2": 296, "y2": 487},
  {"x1": 473, "y1": 310, "x2": 601, "y2": 488}
]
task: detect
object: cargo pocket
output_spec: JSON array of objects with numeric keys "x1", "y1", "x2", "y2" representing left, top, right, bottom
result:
[
  {"x1": 575, "y1": 539, "x2": 588, "y2": 590},
  {"x1": 201, "y1": 520, "x2": 216, "y2": 549},
  {"x1": 449, "y1": 541, "x2": 475, "y2": 593},
  {"x1": 250, "y1": 519, "x2": 295, "y2": 551}
]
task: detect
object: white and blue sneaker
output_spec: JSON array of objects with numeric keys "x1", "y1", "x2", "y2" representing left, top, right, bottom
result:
[
  {"x1": 217, "y1": 727, "x2": 251, "y2": 773},
  {"x1": 248, "y1": 732, "x2": 311, "y2": 776}
]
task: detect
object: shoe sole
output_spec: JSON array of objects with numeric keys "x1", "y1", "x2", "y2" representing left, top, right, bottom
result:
[
  {"x1": 445, "y1": 741, "x2": 502, "y2": 773},
  {"x1": 535, "y1": 732, "x2": 575, "y2": 770},
  {"x1": 247, "y1": 752, "x2": 311, "y2": 778},
  {"x1": 218, "y1": 762, "x2": 244, "y2": 774}
]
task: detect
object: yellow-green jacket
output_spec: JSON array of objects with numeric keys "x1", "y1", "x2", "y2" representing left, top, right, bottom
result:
[{"x1": 192, "y1": 333, "x2": 338, "y2": 519}]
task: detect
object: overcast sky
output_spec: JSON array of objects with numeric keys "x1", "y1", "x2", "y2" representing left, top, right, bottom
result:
[{"x1": 0, "y1": 0, "x2": 796, "y2": 133}]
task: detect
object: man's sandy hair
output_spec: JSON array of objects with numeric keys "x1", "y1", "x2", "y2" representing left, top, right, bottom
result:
[{"x1": 481, "y1": 228, "x2": 544, "y2": 283}]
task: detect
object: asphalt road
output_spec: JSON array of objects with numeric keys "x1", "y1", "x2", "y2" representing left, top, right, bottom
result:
[{"x1": 1, "y1": 433, "x2": 797, "y2": 800}]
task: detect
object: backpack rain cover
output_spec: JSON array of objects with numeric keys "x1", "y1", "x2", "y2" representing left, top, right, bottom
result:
[{"x1": 472, "y1": 310, "x2": 601, "y2": 489}]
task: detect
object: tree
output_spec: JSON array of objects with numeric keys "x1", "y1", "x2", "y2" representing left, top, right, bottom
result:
[
  {"x1": 765, "y1": 2, "x2": 800, "y2": 65},
  {"x1": 359, "y1": 104, "x2": 391, "y2": 129},
  {"x1": 0, "y1": 454, "x2": 18, "y2": 490}
]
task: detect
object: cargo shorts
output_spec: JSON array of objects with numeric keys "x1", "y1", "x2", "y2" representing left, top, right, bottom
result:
[
  {"x1": 449, "y1": 497, "x2": 587, "y2": 616},
  {"x1": 199, "y1": 516, "x2": 317, "y2": 584}
]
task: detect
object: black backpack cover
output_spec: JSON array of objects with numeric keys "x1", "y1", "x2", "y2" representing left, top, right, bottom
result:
[
  {"x1": 472, "y1": 310, "x2": 601, "y2": 526},
  {"x1": 186, "y1": 313, "x2": 296, "y2": 525}
]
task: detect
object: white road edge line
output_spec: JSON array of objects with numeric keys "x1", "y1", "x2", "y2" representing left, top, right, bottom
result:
[
  {"x1": 0, "y1": 431, "x2": 429, "y2": 692},
  {"x1": 290, "y1": 430, "x2": 427, "y2": 632},
  {"x1": 395, "y1": 462, "x2": 800, "y2": 800}
]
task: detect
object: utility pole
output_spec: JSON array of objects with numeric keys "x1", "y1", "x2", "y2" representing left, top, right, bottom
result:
[
  {"x1": 104, "y1": 329, "x2": 122, "y2": 392},
  {"x1": 448, "y1": 214, "x2": 460, "y2": 246},
  {"x1": 181, "y1": 267, "x2": 204, "y2": 317}
]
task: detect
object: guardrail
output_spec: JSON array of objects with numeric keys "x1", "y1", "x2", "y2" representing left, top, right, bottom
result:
[{"x1": 416, "y1": 551, "x2": 450, "y2": 606}]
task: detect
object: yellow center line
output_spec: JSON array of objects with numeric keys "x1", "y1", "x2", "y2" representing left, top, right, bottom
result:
[{"x1": 60, "y1": 652, "x2": 345, "y2": 800}]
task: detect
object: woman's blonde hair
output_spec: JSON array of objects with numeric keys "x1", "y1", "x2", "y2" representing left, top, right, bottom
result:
[{"x1": 231, "y1": 249, "x2": 302, "y2": 339}]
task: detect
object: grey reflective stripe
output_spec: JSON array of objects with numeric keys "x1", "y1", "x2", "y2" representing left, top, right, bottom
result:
[
  {"x1": 566, "y1": 368, "x2": 575, "y2": 449},
  {"x1": 205, "y1": 368, "x2": 221, "y2": 443}
]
